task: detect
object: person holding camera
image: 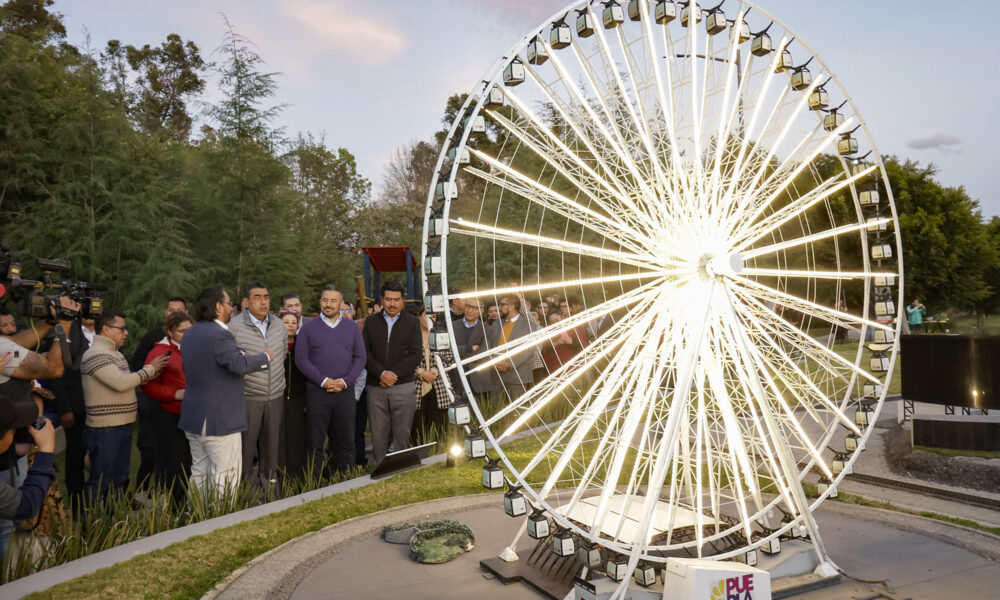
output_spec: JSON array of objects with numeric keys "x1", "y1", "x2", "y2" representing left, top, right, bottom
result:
[
  {"x1": 80, "y1": 311, "x2": 167, "y2": 501},
  {"x1": 0, "y1": 392, "x2": 55, "y2": 557}
]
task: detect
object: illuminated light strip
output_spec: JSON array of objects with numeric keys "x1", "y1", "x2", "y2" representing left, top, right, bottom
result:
[
  {"x1": 725, "y1": 115, "x2": 856, "y2": 235},
  {"x1": 732, "y1": 164, "x2": 878, "y2": 249},
  {"x1": 448, "y1": 218, "x2": 663, "y2": 270},
  {"x1": 463, "y1": 270, "x2": 666, "y2": 307},
  {"x1": 727, "y1": 273, "x2": 893, "y2": 334},
  {"x1": 739, "y1": 217, "x2": 892, "y2": 261},
  {"x1": 742, "y1": 268, "x2": 896, "y2": 280}
]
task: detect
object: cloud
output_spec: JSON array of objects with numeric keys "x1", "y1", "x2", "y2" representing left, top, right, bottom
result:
[
  {"x1": 290, "y1": 2, "x2": 405, "y2": 65},
  {"x1": 452, "y1": 0, "x2": 572, "y2": 28},
  {"x1": 906, "y1": 132, "x2": 961, "y2": 151}
]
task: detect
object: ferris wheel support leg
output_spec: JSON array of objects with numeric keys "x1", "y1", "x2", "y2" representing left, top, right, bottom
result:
[
  {"x1": 720, "y1": 291, "x2": 835, "y2": 572},
  {"x1": 499, "y1": 520, "x2": 529, "y2": 562}
]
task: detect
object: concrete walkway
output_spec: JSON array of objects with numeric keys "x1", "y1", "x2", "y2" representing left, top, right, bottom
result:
[{"x1": 210, "y1": 492, "x2": 1000, "y2": 600}]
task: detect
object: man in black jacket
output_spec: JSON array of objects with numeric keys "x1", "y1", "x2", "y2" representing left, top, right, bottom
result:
[
  {"x1": 361, "y1": 282, "x2": 422, "y2": 462},
  {"x1": 47, "y1": 319, "x2": 89, "y2": 505}
]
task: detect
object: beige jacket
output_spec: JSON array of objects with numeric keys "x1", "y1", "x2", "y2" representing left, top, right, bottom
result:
[{"x1": 81, "y1": 335, "x2": 156, "y2": 427}]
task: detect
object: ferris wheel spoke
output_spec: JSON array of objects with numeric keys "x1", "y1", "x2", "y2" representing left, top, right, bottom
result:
[
  {"x1": 739, "y1": 217, "x2": 892, "y2": 261},
  {"x1": 463, "y1": 271, "x2": 664, "y2": 308},
  {"x1": 733, "y1": 163, "x2": 878, "y2": 249},
  {"x1": 482, "y1": 105, "x2": 660, "y2": 243},
  {"x1": 729, "y1": 285, "x2": 884, "y2": 386},
  {"x1": 741, "y1": 267, "x2": 894, "y2": 280},
  {"x1": 463, "y1": 278, "x2": 663, "y2": 373},
  {"x1": 727, "y1": 273, "x2": 891, "y2": 333},
  {"x1": 463, "y1": 151, "x2": 649, "y2": 254},
  {"x1": 731, "y1": 302, "x2": 863, "y2": 436},
  {"x1": 448, "y1": 218, "x2": 664, "y2": 270}
]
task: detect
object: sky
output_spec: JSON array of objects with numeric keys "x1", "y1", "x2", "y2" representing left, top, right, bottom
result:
[{"x1": 54, "y1": 0, "x2": 1000, "y2": 215}]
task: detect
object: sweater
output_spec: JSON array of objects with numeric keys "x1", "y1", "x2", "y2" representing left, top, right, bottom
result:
[
  {"x1": 142, "y1": 338, "x2": 186, "y2": 414},
  {"x1": 228, "y1": 311, "x2": 287, "y2": 400},
  {"x1": 295, "y1": 317, "x2": 366, "y2": 388},
  {"x1": 81, "y1": 335, "x2": 156, "y2": 427}
]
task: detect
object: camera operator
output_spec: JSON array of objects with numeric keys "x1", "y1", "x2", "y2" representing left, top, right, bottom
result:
[{"x1": 0, "y1": 394, "x2": 54, "y2": 550}]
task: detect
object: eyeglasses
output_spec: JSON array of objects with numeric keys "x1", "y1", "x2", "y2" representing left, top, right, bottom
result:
[
  {"x1": 219, "y1": 300, "x2": 233, "y2": 307},
  {"x1": 105, "y1": 324, "x2": 128, "y2": 332}
]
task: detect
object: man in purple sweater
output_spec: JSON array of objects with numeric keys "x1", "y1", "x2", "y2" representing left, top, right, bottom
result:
[{"x1": 295, "y1": 285, "x2": 366, "y2": 475}]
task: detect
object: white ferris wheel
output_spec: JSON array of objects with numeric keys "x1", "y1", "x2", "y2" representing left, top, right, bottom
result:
[{"x1": 421, "y1": 0, "x2": 902, "y2": 595}]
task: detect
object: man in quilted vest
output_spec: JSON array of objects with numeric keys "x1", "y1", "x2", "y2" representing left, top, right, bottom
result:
[{"x1": 228, "y1": 282, "x2": 287, "y2": 486}]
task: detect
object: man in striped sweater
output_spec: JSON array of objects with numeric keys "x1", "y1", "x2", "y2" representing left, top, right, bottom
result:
[{"x1": 81, "y1": 310, "x2": 166, "y2": 501}]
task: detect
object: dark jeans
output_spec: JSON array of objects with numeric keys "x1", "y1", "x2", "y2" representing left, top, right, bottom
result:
[
  {"x1": 305, "y1": 385, "x2": 356, "y2": 476},
  {"x1": 84, "y1": 423, "x2": 132, "y2": 501},
  {"x1": 412, "y1": 391, "x2": 445, "y2": 444},
  {"x1": 354, "y1": 386, "x2": 368, "y2": 467},
  {"x1": 63, "y1": 415, "x2": 87, "y2": 507},
  {"x1": 910, "y1": 323, "x2": 922, "y2": 333},
  {"x1": 152, "y1": 406, "x2": 190, "y2": 504}
]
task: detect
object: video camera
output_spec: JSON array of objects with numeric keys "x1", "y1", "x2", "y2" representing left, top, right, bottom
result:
[{"x1": 1, "y1": 242, "x2": 106, "y2": 321}]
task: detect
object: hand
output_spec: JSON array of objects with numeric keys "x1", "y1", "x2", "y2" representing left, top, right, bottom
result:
[
  {"x1": 149, "y1": 354, "x2": 169, "y2": 375},
  {"x1": 380, "y1": 370, "x2": 398, "y2": 387},
  {"x1": 28, "y1": 418, "x2": 56, "y2": 453},
  {"x1": 60, "y1": 412, "x2": 75, "y2": 430},
  {"x1": 421, "y1": 368, "x2": 438, "y2": 383},
  {"x1": 174, "y1": 389, "x2": 185, "y2": 401},
  {"x1": 322, "y1": 379, "x2": 337, "y2": 392},
  {"x1": 496, "y1": 362, "x2": 511, "y2": 373},
  {"x1": 331, "y1": 378, "x2": 346, "y2": 393},
  {"x1": 264, "y1": 348, "x2": 275, "y2": 362},
  {"x1": 0, "y1": 353, "x2": 12, "y2": 369}
]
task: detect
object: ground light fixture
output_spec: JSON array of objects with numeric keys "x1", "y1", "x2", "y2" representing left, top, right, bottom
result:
[{"x1": 446, "y1": 443, "x2": 462, "y2": 468}]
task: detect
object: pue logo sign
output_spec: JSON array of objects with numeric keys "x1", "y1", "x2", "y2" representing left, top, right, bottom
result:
[{"x1": 709, "y1": 574, "x2": 756, "y2": 600}]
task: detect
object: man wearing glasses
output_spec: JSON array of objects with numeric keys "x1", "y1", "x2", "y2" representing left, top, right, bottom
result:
[
  {"x1": 80, "y1": 311, "x2": 168, "y2": 501},
  {"x1": 488, "y1": 294, "x2": 538, "y2": 399}
]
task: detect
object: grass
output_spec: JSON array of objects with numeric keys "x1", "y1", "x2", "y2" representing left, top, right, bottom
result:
[{"x1": 914, "y1": 446, "x2": 1000, "y2": 460}]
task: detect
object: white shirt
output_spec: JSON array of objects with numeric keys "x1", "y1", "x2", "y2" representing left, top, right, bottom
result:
[
  {"x1": 383, "y1": 311, "x2": 400, "y2": 341},
  {"x1": 215, "y1": 319, "x2": 228, "y2": 330},
  {"x1": 248, "y1": 312, "x2": 269, "y2": 338},
  {"x1": 320, "y1": 313, "x2": 342, "y2": 329},
  {"x1": 81, "y1": 326, "x2": 95, "y2": 346}
]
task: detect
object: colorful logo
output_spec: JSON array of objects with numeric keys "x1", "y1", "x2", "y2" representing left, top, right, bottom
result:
[{"x1": 710, "y1": 574, "x2": 755, "y2": 600}]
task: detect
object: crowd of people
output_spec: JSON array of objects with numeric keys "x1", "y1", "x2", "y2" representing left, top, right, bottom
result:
[{"x1": 0, "y1": 280, "x2": 606, "y2": 559}]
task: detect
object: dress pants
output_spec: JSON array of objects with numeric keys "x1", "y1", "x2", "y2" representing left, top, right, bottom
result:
[
  {"x1": 354, "y1": 385, "x2": 369, "y2": 467},
  {"x1": 367, "y1": 381, "x2": 417, "y2": 463},
  {"x1": 242, "y1": 397, "x2": 283, "y2": 483},
  {"x1": 152, "y1": 405, "x2": 191, "y2": 503},
  {"x1": 186, "y1": 426, "x2": 241, "y2": 494},
  {"x1": 136, "y1": 393, "x2": 158, "y2": 488},
  {"x1": 281, "y1": 391, "x2": 307, "y2": 479},
  {"x1": 63, "y1": 414, "x2": 86, "y2": 507},
  {"x1": 306, "y1": 385, "x2": 356, "y2": 476}
]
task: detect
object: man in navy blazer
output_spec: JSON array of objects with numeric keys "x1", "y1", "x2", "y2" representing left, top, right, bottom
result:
[{"x1": 180, "y1": 286, "x2": 272, "y2": 494}]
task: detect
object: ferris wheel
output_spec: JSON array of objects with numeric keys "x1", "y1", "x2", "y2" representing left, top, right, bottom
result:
[{"x1": 421, "y1": 0, "x2": 902, "y2": 595}]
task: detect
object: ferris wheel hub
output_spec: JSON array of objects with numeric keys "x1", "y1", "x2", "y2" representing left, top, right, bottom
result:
[{"x1": 700, "y1": 252, "x2": 745, "y2": 279}]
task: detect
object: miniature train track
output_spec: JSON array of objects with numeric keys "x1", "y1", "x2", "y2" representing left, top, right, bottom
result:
[{"x1": 844, "y1": 473, "x2": 1000, "y2": 511}]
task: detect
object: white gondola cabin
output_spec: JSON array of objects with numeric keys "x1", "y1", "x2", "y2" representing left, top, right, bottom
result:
[
  {"x1": 435, "y1": 181, "x2": 457, "y2": 202},
  {"x1": 823, "y1": 111, "x2": 845, "y2": 132},
  {"x1": 845, "y1": 433, "x2": 860, "y2": 452},
  {"x1": 503, "y1": 58, "x2": 525, "y2": 86},
  {"x1": 774, "y1": 48, "x2": 793, "y2": 72},
  {"x1": 705, "y1": 11, "x2": 726, "y2": 35},
  {"x1": 482, "y1": 462, "x2": 504, "y2": 489},
  {"x1": 634, "y1": 564, "x2": 658, "y2": 587},
  {"x1": 424, "y1": 292, "x2": 445, "y2": 313},
  {"x1": 838, "y1": 136, "x2": 858, "y2": 155},
  {"x1": 871, "y1": 243, "x2": 892, "y2": 260},
  {"x1": 504, "y1": 488, "x2": 527, "y2": 517},
  {"x1": 734, "y1": 550, "x2": 758, "y2": 567},
  {"x1": 527, "y1": 511, "x2": 550, "y2": 539},
  {"x1": 551, "y1": 22, "x2": 572, "y2": 48},
  {"x1": 429, "y1": 317, "x2": 450, "y2": 350},
  {"x1": 860, "y1": 190, "x2": 879, "y2": 207},
  {"x1": 603, "y1": 2, "x2": 625, "y2": 28},
  {"x1": 873, "y1": 274, "x2": 895, "y2": 287},
  {"x1": 874, "y1": 301, "x2": 895, "y2": 317},
  {"x1": 855, "y1": 406, "x2": 874, "y2": 426},
  {"x1": 447, "y1": 145, "x2": 470, "y2": 165},
  {"x1": 872, "y1": 329, "x2": 894, "y2": 344},
  {"x1": 463, "y1": 114, "x2": 486, "y2": 133},
  {"x1": 577, "y1": 11, "x2": 596, "y2": 37},
  {"x1": 527, "y1": 36, "x2": 548, "y2": 65},
  {"x1": 870, "y1": 355, "x2": 890, "y2": 372},
  {"x1": 680, "y1": 2, "x2": 701, "y2": 27},
  {"x1": 751, "y1": 32, "x2": 772, "y2": 55},
  {"x1": 628, "y1": 0, "x2": 644, "y2": 21},
  {"x1": 465, "y1": 433, "x2": 486, "y2": 458},
  {"x1": 553, "y1": 530, "x2": 575, "y2": 556},
  {"x1": 863, "y1": 382, "x2": 883, "y2": 399},
  {"x1": 655, "y1": 0, "x2": 677, "y2": 24},
  {"x1": 808, "y1": 88, "x2": 829, "y2": 110},
  {"x1": 791, "y1": 67, "x2": 812, "y2": 90},
  {"x1": 760, "y1": 538, "x2": 781, "y2": 555},
  {"x1": 447, "y1": 401, "x2": 470, "y2": 425},
  {"x1": 606, "y1": 556, "x2": 629, "y2": 581},
  {"x1": 577, "y1": 541, "x2": 601, "y2": 567},
  {"x1": 730, "y1": 20, "x2": 750, "y2": 43},
  {"x1": 424, "y1": 255, "x2": 442, "y2": 276},
  {"x1": 485, "y1": 85, "x2": 504, "y2": 107},
  {"x1": 866, "y1": 217, "x2": 887, "y2": 233},
  {"x1": 427, "y1": 217, "x2": 446, "y2": 238}
]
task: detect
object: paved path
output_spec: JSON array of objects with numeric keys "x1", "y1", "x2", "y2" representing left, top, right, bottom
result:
[{"x1": 211, "y1": 492, "x2": 1000, "y2": 600}]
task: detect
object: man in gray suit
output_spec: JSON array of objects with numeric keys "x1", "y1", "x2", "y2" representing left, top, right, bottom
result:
[
  {"x1": 487, "y1": 294, "x2": 538, "y2": 400},
  {"x1": 453, "y1": 297, "x2": 494, "y2": 399}
]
